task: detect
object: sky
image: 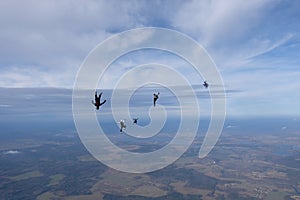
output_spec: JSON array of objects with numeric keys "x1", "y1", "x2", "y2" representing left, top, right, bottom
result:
[{"x1": 0, "y1": 0, "x2": 299, "y2": 117}]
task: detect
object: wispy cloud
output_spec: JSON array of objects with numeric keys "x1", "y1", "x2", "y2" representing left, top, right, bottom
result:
[{"x1": 3, "y1": 150, "x2": 20, "y2": 155}]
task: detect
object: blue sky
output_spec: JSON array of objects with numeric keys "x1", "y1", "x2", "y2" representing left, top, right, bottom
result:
[{"x1": 0, "y1": 0, "x2": 299, "y2": 117}]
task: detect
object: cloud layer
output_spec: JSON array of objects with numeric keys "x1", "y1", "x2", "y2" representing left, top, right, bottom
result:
[{"x1": 0, "y1": 0, "x2": 299, "y2": 116}]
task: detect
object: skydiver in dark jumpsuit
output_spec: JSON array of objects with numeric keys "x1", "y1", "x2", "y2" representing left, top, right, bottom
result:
[
  {"x1": 203, "y1": 81, "x2": 209, "y2": 88},
  {"x1": 92, "y1": 91, "x2": 106, "y2": 110},
  {"x1": 153, "y1": 92, "x2": 160, "y2": 107}
]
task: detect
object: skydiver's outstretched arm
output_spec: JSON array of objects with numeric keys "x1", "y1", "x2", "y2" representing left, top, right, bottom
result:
[{"x1": 99, "y1": 99, "x2": 106, "y2": 106}]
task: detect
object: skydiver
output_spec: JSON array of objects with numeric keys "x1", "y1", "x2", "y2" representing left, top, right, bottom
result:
[
  {"x1": 153, "y1": 92, "x2": 160, "y2": 107},
  {"x1": 92, "y1": 91, "x2": 106, "y2": 110},
  {"x1": 203, "y1": 81, "x2": 209, "y2": 88},
  {"x1": 133, "y1": 118, "x2": 138, "y2": 125},
  {"x1": 119, "y1": 120, "x2": 126, "y2": 133}
]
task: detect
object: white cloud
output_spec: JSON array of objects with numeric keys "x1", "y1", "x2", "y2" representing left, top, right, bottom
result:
[
  {"x1": 3, "y1": 150, "x2": 20, "y2": 154},
  {"x1": 171, "y1": 0, "x2": 297, "y2": 70},
  {"x1": 173, "y1": 0, "x2": 272, "y2": 44},
  {"x1": 0, "y1": 104, "x2": 11, "y2": 107},
  {"x1": 0, "y1": 0, "x2": 144, "y2": 88},
  {"x1": 0, "y1": 65, "x2": 77, "y2": 87}
]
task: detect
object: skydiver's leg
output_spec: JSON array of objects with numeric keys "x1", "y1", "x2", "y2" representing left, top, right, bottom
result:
[
  {"x1": 96, "y1": 92, "x2": 103, "y2": 103},
  {"x1": 99, "y1": 93, "x2": 103, "y2": 101},
  {"x1": 154, "y1": 97, "x2": 158, "y2": 107}
]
